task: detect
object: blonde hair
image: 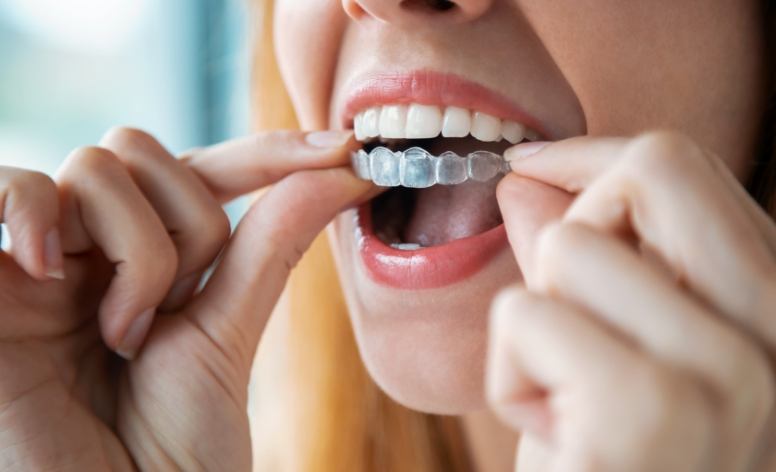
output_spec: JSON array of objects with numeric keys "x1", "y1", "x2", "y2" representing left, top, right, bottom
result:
[{"x1": 249, "y1": 2, "x2": 471, "y2": 470}]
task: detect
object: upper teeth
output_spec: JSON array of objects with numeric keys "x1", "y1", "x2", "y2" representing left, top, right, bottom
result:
[{"x1": 353, "y1": 103, "x2": 538, "y2": 143}]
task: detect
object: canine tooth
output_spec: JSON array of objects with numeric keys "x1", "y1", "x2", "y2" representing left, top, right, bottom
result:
[
  {"x1": 369, "y1": 147, "x2": 400, "y2": 186},
  {"x1": 470, "y1": 112, "x2": 502, "y2": 142},
  {"x1": 435, "y1": 151, "x2": 467, "y2": 185},
  {"x1": 379, "y1": 105, "x2": 408, "y2": 139},
  {"x1": 400, "y1": 147, "x2": 435, "y2": 188},
  {"x1": 524, "y1": 128, "x2": 540, "y2": 141},
  {"x1": 406, "y1": 104, "x2": 443, "y2": 139},
  {"x1": 468, "y1": 151, "x2": 502, "y2": 181},
  {"x1": 362, "y1": 106, "x2": 380, "y2": 138},
  {"x1": 441, "y1": 106, "x2": 471, "y2": 138},
  {"x1": 501, "y1": 120, "x2": 525, "y2": 144},
  {"x1": 354, "y1": 112, "x2": 366, "y2": 141},
  {"x1": 352, "y1": 149, "x2": 371, "y2": 179}
]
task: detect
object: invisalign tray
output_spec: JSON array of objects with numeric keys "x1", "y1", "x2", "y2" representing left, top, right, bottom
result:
[{"x1": 351, "y1": 146, "x2": 510, "y2": 188}]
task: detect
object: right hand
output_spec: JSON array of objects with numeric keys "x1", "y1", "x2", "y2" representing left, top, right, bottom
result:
[{"x1": 0, "y1": 127, "x2": 373, "y2": 471}]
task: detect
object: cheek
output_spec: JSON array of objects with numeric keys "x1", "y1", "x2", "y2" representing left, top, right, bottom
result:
[
  {"x1": 274, "y1": 0, "x2": 347, "y2": 129},
  {"x1": 519, "y1": 0, "x2": 764, "y2": 175}
]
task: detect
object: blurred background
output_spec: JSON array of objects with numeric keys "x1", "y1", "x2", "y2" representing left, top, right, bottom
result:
[{"x1": 0, "y1": 0, "x2": 253, "y2": 229}]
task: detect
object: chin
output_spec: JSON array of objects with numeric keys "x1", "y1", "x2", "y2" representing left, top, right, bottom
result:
[{"x1": 327, "y1": 210, "x2": 520, "y2": 415}]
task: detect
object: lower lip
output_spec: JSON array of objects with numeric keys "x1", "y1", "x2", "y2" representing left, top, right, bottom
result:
[{"x1": 355, "y1": 201, "x2": 509, "y2": 289}]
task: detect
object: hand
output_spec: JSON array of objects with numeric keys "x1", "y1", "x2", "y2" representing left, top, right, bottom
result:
[
  {"x1": 0, "y1": 127, "x2": 374, "y2": 471},
  {"x1": 487, "y1": 131, "x2": 776, "y2": 471}
]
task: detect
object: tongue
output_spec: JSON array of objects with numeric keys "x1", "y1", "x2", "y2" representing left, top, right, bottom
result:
[{"x1": 403, "y1": 179, "x2": 503, "y2": 246}]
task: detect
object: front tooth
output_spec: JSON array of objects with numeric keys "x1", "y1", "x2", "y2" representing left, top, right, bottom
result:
[
  {"x1": 354, "y1": 112, "x2": 366, "y2": 141},
  {"x1": 406, "y1": 104, "x2": 443, "y2": 139},
  {"x1": 470, "y1": 112, "x2": 502, "y2": 142},
  {"x1": 400, "y1": 147, "x2": 435, "y2": 188},
  {"x1": 435, "y1": 151, "x2": 467, "y2": 185},
  {"x1": 379, "y1": 105, "x2": 408, "y2": 139},
  {"x1": 369, "y1": 147, "x2": 400, "y2": 186},
  {"x1": 501, "y1": 120, "x2": 525, "y2": 144},
  {"x1": 441, "y1": 106, "x2": 472, "y2": 138},
  {"x1": 362, "y1": 106, "x2": 380, "y2": 138}
]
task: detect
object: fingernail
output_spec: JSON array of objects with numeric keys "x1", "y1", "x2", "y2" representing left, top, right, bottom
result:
[
  {"x1": 504, "y1": 141, "x2": 551, "y2": 163},
  {"x1": 117, "y1": 308, "x2": 156, "y2": 360},
  {"x1": 43, "y1": 228, "x2": 65, "y2": 280},
  {"x1": 305, "y1": 130, "x2": 354, "y2": 148}
]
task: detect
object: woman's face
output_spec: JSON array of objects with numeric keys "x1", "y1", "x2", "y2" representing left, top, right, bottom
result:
[{"x1": 273, "y1": 0, "x2": 766, "y2": 413}]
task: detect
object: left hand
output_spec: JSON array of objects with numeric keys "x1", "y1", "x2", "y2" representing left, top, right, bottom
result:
[{"x1": 487, "y1": 131, "x2": 776, "y2": 471}]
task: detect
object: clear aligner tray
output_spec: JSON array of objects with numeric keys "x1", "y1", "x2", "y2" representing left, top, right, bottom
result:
[{"x1": 351, "y1": 146, "x2": 510, "y2": 188}]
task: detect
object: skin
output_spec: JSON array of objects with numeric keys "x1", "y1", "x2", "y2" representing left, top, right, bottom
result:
[
  {"x1": 275, "y1": 0, "x2": 767, "y2": 414},
  {"x1": 0, "y1": 1, "x2": 774, "y2": 471}
]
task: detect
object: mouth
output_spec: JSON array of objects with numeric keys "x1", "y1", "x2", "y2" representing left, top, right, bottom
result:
[{"x1": 343, "y1": 70, "x2": 546, "y2": 289}]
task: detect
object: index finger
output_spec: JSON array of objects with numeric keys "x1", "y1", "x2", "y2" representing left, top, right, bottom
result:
[
  {"x1": 181, "y1": 130, "x2": 358, "y2": 203},
  {"x1": 505, "y1": 134, "x2": 776, "y2": 252},
  {"x1": 504, "y1": 136, "x2": 628, "y2": 193}
]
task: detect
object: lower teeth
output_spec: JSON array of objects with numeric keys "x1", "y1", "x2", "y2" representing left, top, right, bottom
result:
[
  {"x1": 390, "y1": 242, "x2": 423, "y2": 250},
  {"x1": 351, "y1": 146, "x2": 509, "y2": 188}
]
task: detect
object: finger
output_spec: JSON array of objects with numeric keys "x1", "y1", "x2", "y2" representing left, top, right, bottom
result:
[
  {"x1": 557, "y1": 134, "x2": 776, "y2": 349},
  {"x1": 186, "y1": 168, "x2": 377, "y2": 370},
  {"x1": 495, "y1": 174, "x2": 573, "y2": 286},
  {"x1": 0, "y1": 167, "x2": 63, "y2": 280},
  {"x1": 506, "y1": 132, "x2": 776, "y2": 253},
  {"x1": 488, "y1": 287, "x2": 715, "y2": 472},
  {"x1": 488, "y1": 286, "x2": 640, "y2": 439},
  {"x1": 705, "y1": 151, "x2": 776, "y2": 255},
  {"x1": 532, "y1": 221, "x2": 774, "y2": 469},
  {"x1": 181, "y1": 130, "x2": 358, "y2": 203},
  {"x1": 56, "y1": 147, "x2": 178, "y2": 359},
  {"x1": 505, "y1": 136, "x2": 627, "y2": 192},
  {"x1": 100, "y1": 127, "x2": 230, "y2": 311}
]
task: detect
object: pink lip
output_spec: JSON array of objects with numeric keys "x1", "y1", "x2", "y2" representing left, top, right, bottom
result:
[
  {"x1": 340, "y1": 69, "x2": 550, "y2": 138},
  {"x1": 356, "y1": 204, "x2": 509, "y2": 289}
]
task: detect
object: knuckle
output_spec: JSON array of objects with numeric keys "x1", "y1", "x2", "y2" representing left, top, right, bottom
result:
[
  {"x1": 534, "y1": 222, "x2": 584, "y2": 286},
  {"x1": 141, "y1": 236, "x2": 179, "y2": 286},
  {"x1": 64, "y1": 146, "x2": 121, "y2": 176},
  {"x1": 263, "y1": 223, "x2": 304, "y2": 273},
  {"x1": 201, "y1": 208, "x2": 231, "y2": 251},
  {"x1": 623, "y1": 130, "x2": 703, "y2": 179},
  {"x1": 101, "y1": 126, "x2": 158, "y2": 154},
  {"x1": 181, "y1": 208, "x2": 231, "y2": 271},
  {"x1": 627, "y1": 362, "x2": 708, "y2": 436},
  {"x1": 5, "y1": 170, "x2": 56, "y2": 199},
  {"x1": 491, "y1": 286, "x2": 529, "y2": 317}
]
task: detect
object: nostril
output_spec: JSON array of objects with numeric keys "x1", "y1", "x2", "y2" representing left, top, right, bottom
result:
[{"x1": 400, "y1": 0, "x2": 457, "y2": 13}]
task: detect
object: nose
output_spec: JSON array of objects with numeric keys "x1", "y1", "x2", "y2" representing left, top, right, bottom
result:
[{"x1": 342, "y1": 0, "x2": 494, "y2": 25}]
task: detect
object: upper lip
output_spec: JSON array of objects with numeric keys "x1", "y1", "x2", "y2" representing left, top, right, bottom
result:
[{"x1": 339, "y1": 69, "x2": 554, "y2": 139}]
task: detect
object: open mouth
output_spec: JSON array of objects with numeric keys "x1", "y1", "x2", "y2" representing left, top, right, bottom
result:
[
  {"x1": 353, "y1": 103, "x2": 539, "y2": 249},
  {"x1": 339, "y1": 70, "x2": 549, "y2": 289}
]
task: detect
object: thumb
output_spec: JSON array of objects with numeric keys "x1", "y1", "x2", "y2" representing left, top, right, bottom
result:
[
  {"x1": 186, "y1": 167, "x2": 377, "y2": 368},
  {"x1": 496, "y1": 174, "x2": 572, "y2": 287}
]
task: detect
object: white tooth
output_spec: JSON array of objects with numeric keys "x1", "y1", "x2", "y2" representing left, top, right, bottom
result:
[
  {"x1": 354, "y1": 112, "x2": 366, "y2": 141},
  {"x1": 501, "y1": 120, "x2": 525, "y2": 144},
  {"x1": 406, "y1": 104, "x2": 443, "y2": 139},
  {"x1": 379, "y1": 105, "x2": 408, "y2": 139},
  {"x1": 391, "y1": 242, "x2": 422, "y2": 251},
  {"x1": 441, "y1": 106, "x2": 471, "y2": 138},
  {"x1": 470, "y1": 112, "x2": 502, "y2": 142},
  {"x1": 362, "y1": 106, "x2": 380, "y2": 138}
]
